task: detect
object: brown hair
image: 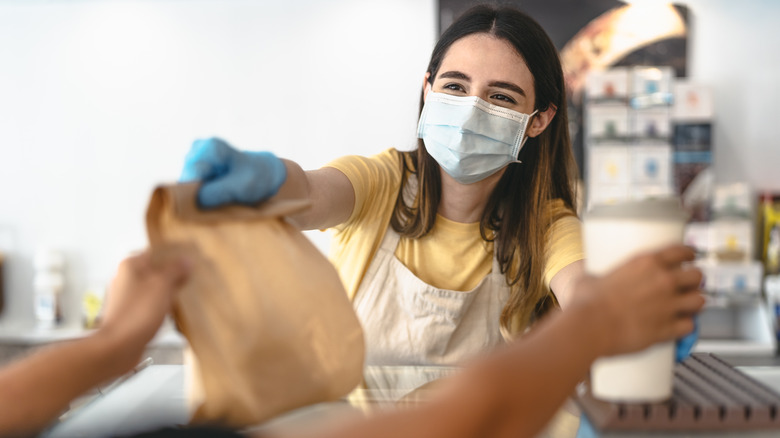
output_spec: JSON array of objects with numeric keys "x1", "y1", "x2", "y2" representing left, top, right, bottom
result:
[{"x1": 390, "y1": 4, "x2": 579, "y2": 334}]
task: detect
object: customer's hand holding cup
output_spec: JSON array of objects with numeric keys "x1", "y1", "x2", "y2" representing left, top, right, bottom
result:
[{"x1": 584, "y1": 197, "x2": 690, "y2": 402}]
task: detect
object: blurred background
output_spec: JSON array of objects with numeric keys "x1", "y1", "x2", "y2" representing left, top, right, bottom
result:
[{"x1": 0, "y1": 0, "x2": 778, "y2": 346}]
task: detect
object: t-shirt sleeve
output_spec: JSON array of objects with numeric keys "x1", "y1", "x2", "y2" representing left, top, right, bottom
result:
[
  {"x1": 543, "y1": 205, "x2": 585, "y2": 287},
  {"x1": 324, "y1": 148, "x2": 402, "y2": 231}
]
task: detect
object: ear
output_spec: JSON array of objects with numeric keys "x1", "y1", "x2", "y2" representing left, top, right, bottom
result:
[
  {"x1": 422, "y1": 72, "x2": 431, "y2": 101},
  {"x1": 526, "y1": 104, "x2": 557, "y2": 138}
]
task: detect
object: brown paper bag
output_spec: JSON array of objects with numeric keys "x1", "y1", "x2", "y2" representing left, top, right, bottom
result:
[{"x1": 145, "y1": 183, "x2": 365, "y2": 428}]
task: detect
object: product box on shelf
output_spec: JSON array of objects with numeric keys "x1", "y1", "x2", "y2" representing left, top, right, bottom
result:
[
  {"x1": 587, "y1": 145, "x2": 631, "y2": 206},
  {"x1": 629, "y1": 66, "x2": 674, "y2": 108},
  {"x1": 629, "y1": 144, "x2": 672, "y2": 186},
  {"x1": 588, "y1": 145, "x2": 630, "y2": 185},
  {"x1": 696, "y1": 259, "x2": 764, "y2": 295},
  {"x1": 683, "y1": 218, "x2": 755, "y2": 263},
  {"x1": 631, "y1": 66, "x2": 674, "y2": 96},
  {"x1": 672, "y1": 81, "x2": 714, "y2": 122},
  {"x1": 632, "y1": 108, "x2": 672, "y2": 140},
  {"x1": 712, "y1": 182, "x2": 753, "y2": 218},
  {"x1": 711, "y1": 218, "x2": 755, "y2": 263},
  {"x1": 585, "y1": 67, "x2": 629, "y2": 102},
  {"x1": 586, "y1": 105, "x2": 631, "y2": 141}
]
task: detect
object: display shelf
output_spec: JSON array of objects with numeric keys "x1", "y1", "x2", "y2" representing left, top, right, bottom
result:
[
  {"x1": 695, "y1": 293, "x2": 777, "y2": 357},
  {"x1": 704, "y1": 292, "x2": 764, "y2": 308}
]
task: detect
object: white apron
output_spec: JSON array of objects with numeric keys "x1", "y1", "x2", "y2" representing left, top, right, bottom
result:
[{"x1": 352, "y1": 226, "x2": 511, "y2": 366}]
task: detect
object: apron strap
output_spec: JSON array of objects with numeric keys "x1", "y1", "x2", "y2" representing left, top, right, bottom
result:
[
  {"x1": 490, "y1": 251, "x2": 504, "y2": 282},
  {"x1": 379, "y1": 224, "x2": 402, "y2": 253}
]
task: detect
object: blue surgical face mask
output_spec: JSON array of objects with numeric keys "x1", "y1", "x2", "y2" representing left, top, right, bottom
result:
[{"x1": 417, "y1": 90, "x2": 538, "y2": 185}]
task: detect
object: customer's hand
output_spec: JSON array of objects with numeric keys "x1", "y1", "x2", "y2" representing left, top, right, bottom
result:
[
  {"x1": 578, "y1": 244, "x2": 705, "y2": 358},
  {"x1": 180, "y1": 137, "x2": 287, "y2": 208},
  {"x1": 98, "y1": 245, "x2": 192, "y2": 374}
]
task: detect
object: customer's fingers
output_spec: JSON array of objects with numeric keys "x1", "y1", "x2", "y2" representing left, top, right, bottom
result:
[
  {"x1": 674, "y1": 266, "x2": 704, "y2": 291},
  {"x1": 147, "y1": 244, "x2": 195, "y2": 285},
  {"x1": 673, "y1": 290, "x2": 706, "y2": 315},
  {"x1": 655, "y1": 244, "x2": 696, "y2": 267}
]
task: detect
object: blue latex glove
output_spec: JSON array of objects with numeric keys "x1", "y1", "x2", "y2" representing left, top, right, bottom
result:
[
  {"x1": 180, "y1": 138, "x2": 287, "y2": 208},
  {"x1": 675, "y1": 316, "x2": 699, "y2": 362},
  {"x1": 575, "y1": 414, "x2": 599, "y2": 438}
]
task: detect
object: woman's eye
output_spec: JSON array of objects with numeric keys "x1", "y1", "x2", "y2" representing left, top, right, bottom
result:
[
  {"x1": 491, "y1": 93, "x2": 517, "y2": 104},
  {"x1": 443, "y1": 83, "x2": 465, "y2": 93}
]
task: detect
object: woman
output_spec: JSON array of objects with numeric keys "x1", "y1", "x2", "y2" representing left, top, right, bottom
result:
[{"x1": 183, "y1": 5, "x2": 594, "y2": 365}]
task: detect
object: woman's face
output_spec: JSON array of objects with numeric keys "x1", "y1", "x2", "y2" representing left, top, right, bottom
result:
[{"x1": 426, "y1": 33, "x2": 537, "y2": 115}]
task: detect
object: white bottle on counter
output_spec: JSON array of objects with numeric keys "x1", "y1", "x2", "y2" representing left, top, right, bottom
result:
[{"x1": 33, "y1": 249, "x2": 65, "y2": 329}]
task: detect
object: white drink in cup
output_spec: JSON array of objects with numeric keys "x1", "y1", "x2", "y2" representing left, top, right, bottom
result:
[{"x1": 583, "y1": 198, "x2": 689, "y2": 402}]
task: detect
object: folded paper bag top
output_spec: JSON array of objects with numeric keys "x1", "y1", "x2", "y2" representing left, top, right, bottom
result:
[{"x1": 145, "y1": 183, "x2": 365, "y2": 428}]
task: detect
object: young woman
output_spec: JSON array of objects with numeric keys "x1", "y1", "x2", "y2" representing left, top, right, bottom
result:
[{"x1": 181, "y1": 5, "x2": 645, "y2": 365}]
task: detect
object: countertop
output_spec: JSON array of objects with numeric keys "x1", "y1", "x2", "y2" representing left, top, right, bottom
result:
[
  {"x1": 42, "y1": 360, "x2": 780, "y2": 438},
  {"x1": 0, "y1": 321, "x2": 186, "y2": 347}
]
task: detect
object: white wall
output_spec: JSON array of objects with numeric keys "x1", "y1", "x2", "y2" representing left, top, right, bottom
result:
[
  {"x1": 1, "y1": 0, "x2": 778, "y2": 329},
  {"x1": 0, "y1": 0, "x2": 437, "y2": 327},
  {"x1": 677, "y1": 0, "x2": 780, "y2": 189}
]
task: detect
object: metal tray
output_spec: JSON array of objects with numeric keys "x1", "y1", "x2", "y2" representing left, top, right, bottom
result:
[{"x1": 576, "y1": 353, "x2": 780, "y2": 431}]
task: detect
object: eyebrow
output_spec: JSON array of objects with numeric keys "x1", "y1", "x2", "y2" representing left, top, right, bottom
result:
[{"x1": 438, "y1": 70, "x2": 527, "y2": 97}]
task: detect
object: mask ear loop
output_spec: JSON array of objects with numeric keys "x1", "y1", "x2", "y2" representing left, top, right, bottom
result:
[
  {"x1": 417, "y1": 82, "x2": 436, "y2": 139},
  {"x1": 512, "y1": 109, "x2": 540, "y2": 164}
]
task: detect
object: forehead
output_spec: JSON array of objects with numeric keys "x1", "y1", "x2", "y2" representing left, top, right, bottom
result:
[{"x1": 437, "y1": 33, "x2": 535, "y2": 90}]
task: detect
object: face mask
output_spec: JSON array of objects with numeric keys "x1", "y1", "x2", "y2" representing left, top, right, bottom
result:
[{"x1": 417, "y1": 90, "x2": 537, "y2": 185}]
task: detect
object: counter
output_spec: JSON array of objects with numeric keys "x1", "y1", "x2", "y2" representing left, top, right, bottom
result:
[
  {"x1": 41, "y1": 361, "x2": 780, "y2": 438},
  {"x1": 0, "y1": 323, "x2": 186, "y2": 366}
]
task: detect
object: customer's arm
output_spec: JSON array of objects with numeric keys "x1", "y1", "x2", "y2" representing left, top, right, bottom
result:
[
  {"x1": 264, "y1": 244, "x2": 704, "y2": 438},
  {"x1": 0, "y1": 246, "x2": 190, "y2": 437}
]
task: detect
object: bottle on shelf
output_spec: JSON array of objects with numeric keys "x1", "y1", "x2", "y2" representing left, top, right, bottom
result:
[{"x1": 33, "y1": 249, "x2": 65, "y2": 329}]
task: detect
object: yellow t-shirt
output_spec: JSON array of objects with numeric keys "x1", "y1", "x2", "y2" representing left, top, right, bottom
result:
[{"x1": 326, "y1": 148, "x2": 584, "y2": 302}]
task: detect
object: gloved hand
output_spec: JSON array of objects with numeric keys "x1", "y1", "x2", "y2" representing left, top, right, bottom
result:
[
  {"x1": 675, "y1": 316, "x2": 699, "y2": 362},
  {"x1": 575, "y1": 414, "x2": 598, "y2": 438},
  {"x1": 180, "y1": 138, "x2": 287, "y2": 209}
]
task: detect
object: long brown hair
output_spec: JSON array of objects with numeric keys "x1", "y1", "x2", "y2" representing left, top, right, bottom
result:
[{"x1": 390, "y1": 5, "x2": 579, "y2": 335}]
